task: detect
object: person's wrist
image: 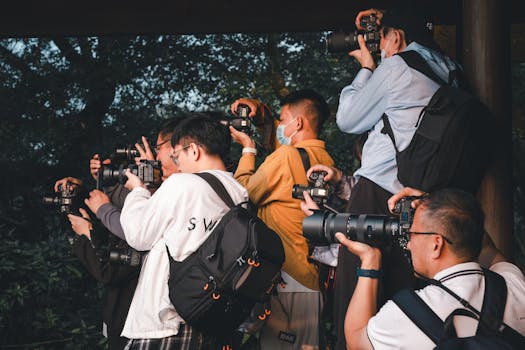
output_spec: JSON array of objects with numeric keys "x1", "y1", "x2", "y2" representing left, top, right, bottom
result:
[
  {"x1": 242, "y1": 147, "x2": 257, "y2": 155},
  {"x1": 242, "y1": 139, "x2": 256, "y2": 148},
  {"x1": 356, "y1": 267, "x2": 382, "y2": 279},
  {"x1": 333, "y1": 168, "x2": 343, "y2": 185},
  {"x1": 359, "y1": 251, "x2": 382, "y2": 270}
]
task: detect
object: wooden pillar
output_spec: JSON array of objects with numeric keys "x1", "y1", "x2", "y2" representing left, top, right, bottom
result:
[{"x1": 462, "y1": 0, "x2": 514, "y2": 258}]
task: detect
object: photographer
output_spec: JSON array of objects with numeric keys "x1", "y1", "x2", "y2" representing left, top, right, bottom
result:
[
  {"x1": 119, "y1": 114, "x2": 248, "y2": 349},
  {"x1": 66, "y1": 206, "x2": 140, "y2": 350},
  {"x1": 229, "y1": 90, "x2": 334, "y2": 349},
  {"x1": 52, "y1": 176, "x2": 139, "y2": 350},
  {"x1": 55, "y1": 118, "x2": 183, "y2": 349},
  {"x1": 338, "y1": 188, "x2": 525, "y2": 349},
  {"x1": 86, "y1": 118, "x2": 182, "y2": 239},
  {"x1": 332, "y1": 4, "x2": 462, "y2": 348}
]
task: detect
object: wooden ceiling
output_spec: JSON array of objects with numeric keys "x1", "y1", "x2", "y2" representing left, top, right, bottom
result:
[{"x1": 1, "y1": 0, "x2": 523, "y2": 38}]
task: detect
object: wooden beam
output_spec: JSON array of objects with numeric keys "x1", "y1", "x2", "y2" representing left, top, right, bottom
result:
[
  {"x1": 0, "y1": 0, "x2": 509, "y2": 38},
  {"x1": 462, "y1": 0, "x2": 514, "y2": 259}
]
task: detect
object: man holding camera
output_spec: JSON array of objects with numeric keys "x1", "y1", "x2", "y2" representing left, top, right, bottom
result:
[
  {"x1": 119, "y1": 114, "x2": 248, "y2": 349},
  {"x1": 337, "y1": 187, "x2": 525, "y2": 349},
  {"x1": 333, "y1": 5, "x2": 462, "y2": 348},
  {"x1": 86, "y1": 117, "x2": 182, "y2": 238},
  {"x1": 51, "y1": 118, "x2": 183, "y2": 349},
  {"x1": 229, "y1": 90, "x2": 334, "y2": 349}
]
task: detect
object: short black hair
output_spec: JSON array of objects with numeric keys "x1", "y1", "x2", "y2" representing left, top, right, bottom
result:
[
  {"x1": 419, "y1": 188, "x2": 485, "y2": 260},
  {"x1": 280, "y1": 89, "x2": 330, "y2": 133},
  {"x1": 158, "y1": 117, "x2": 183, "y2": 139},
  {"x1": 171, "y1": 113, "x2": 231, "y2": 161}
]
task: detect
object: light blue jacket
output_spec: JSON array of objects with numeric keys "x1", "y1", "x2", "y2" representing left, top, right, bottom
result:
[{"x1": 336, "y1": 42, "x2": 461, "y2": 194}]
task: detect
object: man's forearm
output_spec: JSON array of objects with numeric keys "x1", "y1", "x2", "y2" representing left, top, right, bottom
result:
[
  {"x1": 96, "y1": 203, "x2": 125, "y2": 240},
  {"x1": 233, "y1": 152, "x2": 256, "y2": 188},
  {"x1": 344, "y1": 257, "x2": 380, "y2": 350},
  {"x1": 120, "y1": 187, "x2": 157, "y2": 251}
]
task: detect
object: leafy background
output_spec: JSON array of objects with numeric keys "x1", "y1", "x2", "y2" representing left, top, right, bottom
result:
[{"x1": 0, "y1": 33, "x2": 523, "y2": 348}]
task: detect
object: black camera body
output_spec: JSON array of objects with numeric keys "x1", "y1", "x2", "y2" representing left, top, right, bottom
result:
[
  {"x1": 42, "y1": 182, "x2": 81, "y2": 215},
  {"x1": 292, "y1": 171, "x2": 331, "y2": 205},
  {"x1": 222, "y1": 103, "x2": 252, "y2": 134},
  {"x1": 326, "y1": 14, "x2": 380, "y2": 53},
  {"x1": 109, "y1": 248, "x2": 143, "y2": 267},
  {"x1": 97, "y1": 160, "x2": 162, "y2": 188},
  {"x1": 302, "y1": 197, "x2": 415, "y2": 248}
]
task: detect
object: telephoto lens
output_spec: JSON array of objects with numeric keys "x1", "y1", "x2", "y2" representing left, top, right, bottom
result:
[{"x1": 302, "y1": 211, "x2": 401, "y2": 247}]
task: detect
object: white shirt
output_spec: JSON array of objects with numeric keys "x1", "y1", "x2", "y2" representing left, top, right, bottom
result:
[
  {"x1": 367, "y1": 262, "x2": 525, "y2": 349},
  {"x1": 120, "y1": 170, "x2": 248, "y2": 339}
]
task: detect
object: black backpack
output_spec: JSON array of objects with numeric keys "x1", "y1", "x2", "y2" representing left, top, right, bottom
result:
[
  {"x1": 166, "y1": 172, "x2": 285, "y2": 337},
  {"x1": 381, "y1": 50, "x2": 494, "y2": 193},
  {"x1": 392, "y1": 269, "x2": 525, "y2": 349}
]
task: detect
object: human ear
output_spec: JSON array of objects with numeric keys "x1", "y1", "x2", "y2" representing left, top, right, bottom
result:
[
  {"x1": 190, "y1": 143, "x2": 200, "y2": 160},
  {"x1": 296, "y1": 116, "x2": 303, "y2": 130},
  {"x1": 431, "y1": 236, "x2": 444, "y2": 258}
]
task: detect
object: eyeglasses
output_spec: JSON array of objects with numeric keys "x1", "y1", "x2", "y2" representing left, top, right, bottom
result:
[
  {"x1": 154, "y1": 139, "x2": 170, "y2": 152},
  {"x1": 169, "y1": 144, "x2": 191, "y2": 166},
  {"x1": 408, "y1": 231, "x2": 454, "y2": 245}
]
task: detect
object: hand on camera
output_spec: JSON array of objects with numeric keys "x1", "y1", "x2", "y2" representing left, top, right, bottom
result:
[
  {"x1": 336, "y1": 232, "x2": 381, "y2": 268},
  {"x1": 355, "y1": 8, "x2": 383, "y2": 30},
  {"x1": 90, "y1": 154, "x2": 111, "y2": 181},
  {"x1": 67, "y1": 208, "x2": 92, "y2": 239},
  {"x1": 54, "y1": 177, "x2": 82, "y2": 192},
  {"x1": 349, "y1": 35, "x2": 376, "y2": 71},
  {"x1": 300, "y1": 191, "x2": 320, "y2": 216},
  {"x1": 307, "y1": 164, "x2": 342, "y2": 186},
  {"x1": 134, "y1": 136, "x2": 155, "y2": 165},
  {"x1": 387, "y1": 187, "x2": 426, "y2": 214},
  {"x1": 229, "y1": 126, "x2": 256, "y2": 148},
  {"x1": 123, "y1": 169, "x2": 145, "y2": 191},
  {"x1": 230, "y1": 98, "x2": 261, "y2": 118},
  {"x1": 84, "y1": 189, "x2": 110, "y2": 215}
]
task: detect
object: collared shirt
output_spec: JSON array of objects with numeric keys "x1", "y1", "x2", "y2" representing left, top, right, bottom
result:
[
  {"x1": 120, "y1": 170, "x2": 248, "y2": 339},
  {"x1": 336, "y1": 42, "x2": 461, "y2": 194},
  {"x1": 366, "y1": 262, "x2": 525, "y2": 349}
]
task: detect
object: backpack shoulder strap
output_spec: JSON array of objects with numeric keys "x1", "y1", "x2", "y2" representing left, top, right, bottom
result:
[
  {"x1": 396, "y1": 50, "x2": 447, "y2": 86},
  {"x1": 297, "y1": 147, "x2": 311, "y2": 173},
  {"x1": 195, "y1": 172, "x2": 235, "y2": 208},
  {"x1": 480, "y1": 269, "x2": 525, "y2": 347},
  {"x1": 479, "y1": 268, "x2": 507, "y2": 333},
  {"x1": 392, "y1": 289, "x2": 444, "y2": 345},
  {"x1": 381, "y1": 114, "x2": 398, "y2": 153}
]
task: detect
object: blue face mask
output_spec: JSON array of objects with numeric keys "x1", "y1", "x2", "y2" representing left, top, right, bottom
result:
[{"x1": 276, "y1": 118, "x2": 298, "y2": 145}]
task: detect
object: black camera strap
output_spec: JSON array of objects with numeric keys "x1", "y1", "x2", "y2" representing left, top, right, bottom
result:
[{"x1": 297, "y1": 148, "x2": 310, "y2": 174}]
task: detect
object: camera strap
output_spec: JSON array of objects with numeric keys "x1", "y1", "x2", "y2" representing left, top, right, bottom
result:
[{"x1": 297, "y1": 148, "x2": 310, "y2": 174}]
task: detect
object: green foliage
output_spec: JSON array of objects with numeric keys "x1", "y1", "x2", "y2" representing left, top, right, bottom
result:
[{"x1": 0, "y1": 219, "x2": 104, "y2": 348}]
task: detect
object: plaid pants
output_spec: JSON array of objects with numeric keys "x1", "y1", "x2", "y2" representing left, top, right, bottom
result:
[{"x1": 124, "y1": 324, "x2": 216, "y2": 350}]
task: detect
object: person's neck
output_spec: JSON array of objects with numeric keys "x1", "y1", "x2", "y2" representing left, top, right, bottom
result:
[
  {"x1": 426, "y1": 256, "x2": 471, "y2": 279},
  {"x1": 291, "y1": 132, "x2": 318, "y2": 145},
  {"x1": 193, "y1": 157, "x2": 227, "y2": 172}
]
